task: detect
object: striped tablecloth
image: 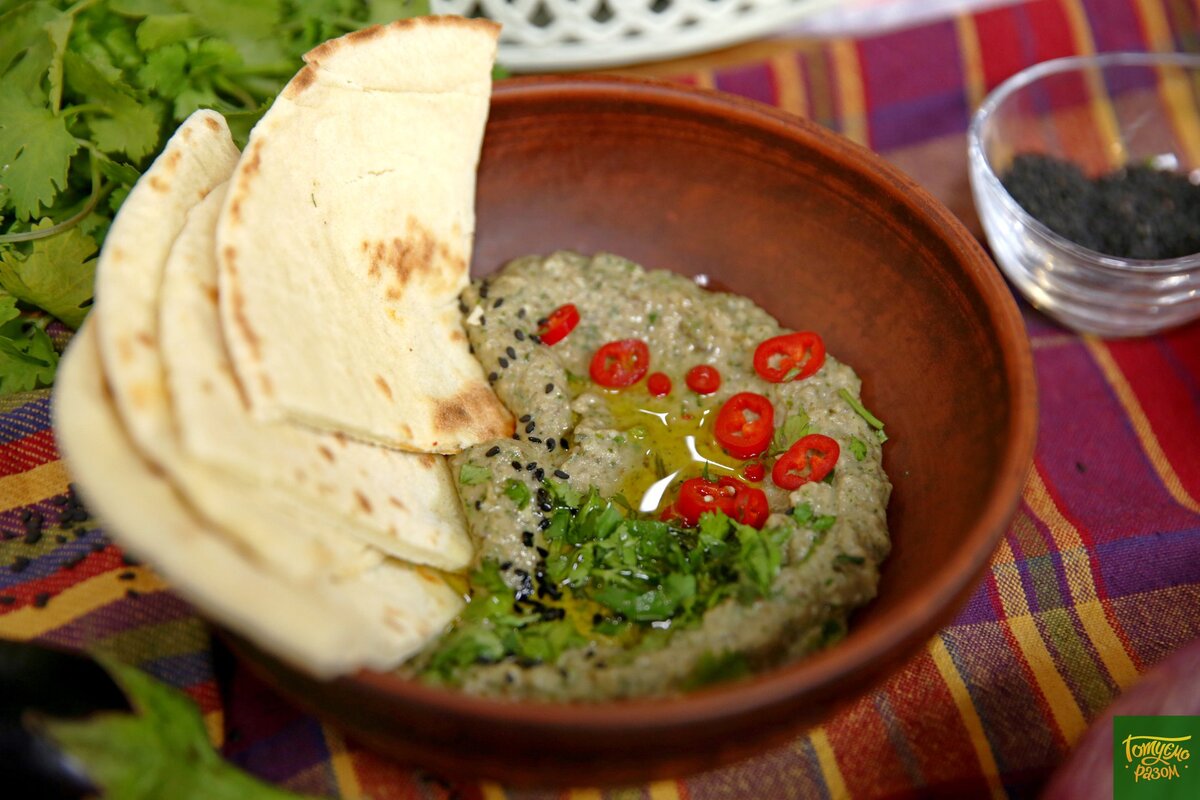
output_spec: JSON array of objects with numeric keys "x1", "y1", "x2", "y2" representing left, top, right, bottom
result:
[{"x1": 3, "y1": 0, "x2": 1199, "y2": 797}]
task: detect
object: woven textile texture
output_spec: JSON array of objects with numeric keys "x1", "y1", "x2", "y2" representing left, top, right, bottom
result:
[{"x1": 3, "y1": 0, "x2": 1200, "y2": 797}]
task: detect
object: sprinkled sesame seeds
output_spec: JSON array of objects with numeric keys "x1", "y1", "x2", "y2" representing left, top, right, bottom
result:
[
  {"x1": 498, "y1": 357, "x2": 509, "y2": 368},
  {"x1": 126, "y1": 589, "x2": 141, "y2": 599},
  {"x1": 519, "y1": 414, "x2": 532, "y2": 423},
  {"x1": 486, "y1": 445, "x2": 501, "y2": 457},
  {"x1": 119, "y1": 571, "x2": 137, "y2": 581},
  {"x1": 505, "y1": 346, "x2": 517, "y2": 360},
  {"x1": 479, "y1": 282, "x2": 489, "y2": 298},
  {"x1": 560, "y1": 437, "x2": 569, "y2": 450},
  {"x1": 479, "y1": 315, "x2": 487, "y2": 326},
  {"x1": 554, "y1": 469, "x2": 570, "y2": 480},
  {"x1": 525, "y1": 461, "x2": 538, "y2": 471},
  {"x1": 524, "y1": 421, "x2": 535, "y2": 433},
  {"x1": 546, "y1": 438, "x2": 556, "y2": 452},
  {"x1": 0, "y1": 596, "x2": 14, "y2": 606},
  {"x1": 511, "y1": 460, "x2": 523, "y2": 471},
  {"x1": 528, "y1": 436, "x2": 542, "y2": 444},
  {"x1": 538, "y1": 518, "x2": 552, "y2": 530},
  {"x1": 544, "y1": 383, "x2": 554, "y2": 394},
  {"x1": 33, "y1": 593, "x2": 50, "y2": 609},
  {"x1": 534, "y1": 468, "x2": 545, "y2": 481},
  {"x1": 536, "y1": 546, "x2": 549, "y2": 558},
  {"x1": 530, "y1": 334, "x2": 542, "y2": 344},
  {"x1": 511, "y1": 433, "x2": 521, "y2": 440},
  {"x1": 514, "y1": 329, "x2": 525, "y2": 341},
  {"x1": 10, "y1": 556, "x2": 30, "y2": 574},
  {"x1": 522, "y1": 531, "x2": 534, "y2": 547},
  {"x1": 517, "y1": 307, "x2": 526, "y2": 318}
]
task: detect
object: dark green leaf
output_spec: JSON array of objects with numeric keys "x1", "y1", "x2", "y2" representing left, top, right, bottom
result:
[
  {"x1": 0, "y1": 219, "x2": 97, "y2": 328},
  {"x1": 0, "y1": 88, "x2": 80, "y2": 219},
  {"x1": 458, "y1": 463, "x2": 491, "y2": 486},
  {"x1": 503, "y1": 478, "x2": 531, "y2": 509}
]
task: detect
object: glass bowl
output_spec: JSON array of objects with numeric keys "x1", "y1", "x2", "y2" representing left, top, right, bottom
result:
[{"x1": 968, "y1": 52, "x2": 1200, "y2": 337}]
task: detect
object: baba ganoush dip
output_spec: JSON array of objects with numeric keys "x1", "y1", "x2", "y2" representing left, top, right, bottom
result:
[{"x1": 404, "y1": 252, "x2": 892, "y2": 700}]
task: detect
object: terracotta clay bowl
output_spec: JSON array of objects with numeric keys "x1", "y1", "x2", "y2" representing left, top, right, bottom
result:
[{"x1": 224, "y1": 75, "x2": 1037, "y2": 786}]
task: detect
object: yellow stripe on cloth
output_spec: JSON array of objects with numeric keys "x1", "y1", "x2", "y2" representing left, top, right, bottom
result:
[
  {"x1": 0, "y1": 567, "x2": 166, "y2": 639},
  {"x1": 927, "y1": 636, "x2": 1008, "y2": 799},
  {"x1": 809, "y1": 726, "x2": 849, "y2": 799},
  {"x1": 1061, "y1": 0, "x2": 1125, "y2": 167},
  {"x1": 567, "y1": 789, "x2": 604, "y2": 800},
  {"x1": 0, "y1": 460, "x2": 70, "y2": 513},
  {"x1": 1084, "y1": 337, "x2": 1200, "y2": 513},
  {"x1": 648, "y1": 779, "x2": 682, "y2": 800},
  {"x1": 769, "y1": 52, "x2": 809, "y2": 117},
  {"x1": 1022, "y1": 468, "x2": 1141, "y2": 689},
  {"x1": 480, "y1": 783, "x2": 508, "y2": 800},
  {"x1": 204, "y1": 709, "x2": 224, "y2": 748},
  {"x1": 829, "y1": 40, "x2": 868, "y2": 147},
  {"x1": 991, "y1": 539, "x2": 1089, "y2": 744},
  {"x1": 321, "y1": 723, "x2": 363, "y2": 799},
  {"x1": 692, "y1": 69, "x2": 716, "y2": 90},
  {"x1": 954, "y1": 14, "x2": 987, "y2": 111},
  {"x1": 1132, "y1": 0, "x2": 1200, "y2": 164}
]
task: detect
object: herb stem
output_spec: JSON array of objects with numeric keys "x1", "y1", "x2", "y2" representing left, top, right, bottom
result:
[{"x1": 0, "y1": 152, "x2": 104, "y2": 244}]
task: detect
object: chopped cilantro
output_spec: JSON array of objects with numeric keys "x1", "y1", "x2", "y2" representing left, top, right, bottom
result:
[
  {"x1": 849, "y1": 436, "x2": 868, "y2": 461},
  {"x1": 503, "y1": 478, "x2": 530, "y2": 509},
  {"x1": 686, "y1": 650, "x2": 751, "y2": 689},
  {"x1": 458, "y1": 463, "x2": 491, "y2": 486},
  {"x1": 838, "y1": 388, "x2": 887, "y2": 443},
  {"x1": 834, "y1": 553, "x2": 865, "y2": 566},
  {"x1": 772, "y1": 411, "x2": 811, "y2": 454}
]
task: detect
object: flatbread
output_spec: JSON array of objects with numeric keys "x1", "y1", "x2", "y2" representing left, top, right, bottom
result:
[
  {"x1": 215, "y1": 16, "x2": 512, "y2": 453},
  {"x1": 53, "y1": 322, "x2": 463, "y2": 677},
  {"x1": 160, "y1": 183, "x2": 473, "y2": 571},
  {"x1": 90, "y1": 112, "x2": 376, "y2": 582}
]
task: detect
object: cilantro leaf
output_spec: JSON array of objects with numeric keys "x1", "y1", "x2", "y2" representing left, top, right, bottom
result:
[
  {"x1": 503, "y1": 478, "x2": 531, "y2": 509},
  {"x1": 0, "y1": 219, "x2": 98, "y2": 328},
  {"x1": 849, "y1": 435, "x2": 868, "y2": 461},
  {"x1": 0, "y1": 301, "x2": 59, "y2": 393},
  {"x1": 458, "y1": 463, "x2": 491, "y2": 486},
  {"x1": 0, "y1": 89, "x2": 80, "y2": 220},
  {"x1": 838, "y1": 387, "x2": 888, "y2": 443},
  {"x1": 772, "y1": 411, "x2": 811, "y2": 453},
  {"x1": 39, "y1": 657, "x2": 321, "y2": 800}
]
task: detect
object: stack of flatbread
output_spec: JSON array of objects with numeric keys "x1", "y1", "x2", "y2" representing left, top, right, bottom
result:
[{"x1": 52, "y1": 17, "x2": 512, "y2": 678}]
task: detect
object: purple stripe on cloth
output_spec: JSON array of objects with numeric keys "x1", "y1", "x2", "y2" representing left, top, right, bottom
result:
[
  {"x1": 871, "y1": 691, "x2": 926, "y2": 787},
  {"x1": 1109, "y1": 583, "x2": 1200, "y2": 668},
  {"x1": 229, "y1": 716, "x2": 332, "y2": 786},
  {"x1": 858, "y1": 19, "x2": 971, "y2": 151},
  {"x1": 0, "y1": 527, "x2": 106, "y2": 591},
  {"x1": 142, "y1": 650, "x2": 215, "y2": 690},
  {"x1": 0, "y1": 497, "x2": 73, "y2": 540},
  {"x1": 40, "y1": 591, "x2": 197, "y2": 649},
  {"x1": 1033, "y1": 343, "x2": 1200, "y2": 543},
  {"x1": 0, "y1": 396, "x2": 51, "y2": 446},
  {"x1": 951, "y1": 573, "x2": 1001, "y2": 625},
  {"x1": 1083, "y1": 0, "x2": 1154, "y2": 52},
  {"x1": 1093, "y1": 526, "x2": 1200, "y2": 598},
  {"x1": 714, "y1": 61, "x2": 776, "y2": 107}
]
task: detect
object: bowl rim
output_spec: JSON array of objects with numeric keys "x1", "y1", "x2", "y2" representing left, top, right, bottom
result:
[
  {"x1": 967, "y1": 50, "x2": 1200, "y2": 272},
  {"x1": 338, "y1": 73, "x2": 1038, "y2": 728}
]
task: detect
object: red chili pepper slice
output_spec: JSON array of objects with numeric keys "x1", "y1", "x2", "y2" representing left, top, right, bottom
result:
[
  {"x1": 675, "y1": 477, "x2": 729, "y2": 527},
  {"x1": 740, "y1": 461, "x2": 766, "y2": 483},
  {"x1": 713, "y1": 392, "x2": 775, "y2": 459},
  {"x1": 589, "y1": 339, "x2": 650, "y2": 388},
  {"x1": 753, "y1": 332, "x2": 826, "y2": 383},
  {"x1": 537, "y1": 303, "x2": 580, "y2": 346},
  {"x1": 685, "y1": 364, "x2": 721, "y2": 395},
  {"x1": 647, "y1": 372, "x2": 672, "y2": 397},
  {"x1": 718, "y1": 476, "x2": 770, "y2": 529},
  {"x1": 772, "y1": 433, "x2": 840, "y2": 490}
]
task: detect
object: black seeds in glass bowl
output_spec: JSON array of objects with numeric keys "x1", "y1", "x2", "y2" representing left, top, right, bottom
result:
[{"x1": 1001, "y1": 153, "x2": 1200, "y2": 260}]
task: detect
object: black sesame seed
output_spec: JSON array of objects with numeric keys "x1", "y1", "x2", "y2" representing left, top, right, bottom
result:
[
  {"x1": 479, "y1": 315, "x2": 487, "y2": 326},
  {"x1": 122, "y1": 554, "x2": 140, "y2": 566},
  {"x1": 479, "y1": 283, "x2": 489, "y2": 298},
  {"x1": 560, "y1": 437, "x2": 569, "y2": 450},
  {"x1": 20, "y1": 510, "x2": 31, "y2": 522},
  {"x1": 467, "y1": 343, "x2": 474, "y2": 355},
  {"x1": 517, "y1": 307, "x2": 526, "y2": 318},
  {"x1": 522, "y1": 531, "x2": 534, "y2": 547},
  {"x1": 511, "y1": 433, "x2": 521, "y2": 440},
  {"x1": 546, "y1": 438, "x2": 556, "y2": 452},
  {"x1": 91, "y1": 541, "x2": 106, "y2": 553},
  {"x1": 511, "y1": 460, "x2": 523, "y2": 471},
  {"x1": 554, "y1": 469, "x2": 570, "y2": 480},
  {"x1": 488, "y1": 371, "x2": 498, "y2": 382},
  {"x1": 524, "y1": 421, "x2": 535, "y2": 433},
  {"x1": 505, "y1": 672, "x2": 515, "y2": 684},
  {"x1": 539, "y1": 502, "x2": 553, "y2": 513},
  {"x1": 51, "y1": 495, "x2": 68, "y2": 506},
  {"x1": 119, "y1": 571, "x2": 137, "y2": 581},
  {"x1": 126, "y1": 589, "x2": 141, "y2": 599},
  {"x1": 72, "y1": 528, "x2": 87, "y2": 539},
  {"x1": 10, "y1": 556, "x2": 30, "y2": 574},
  {"x1": 538, "y1": 518, "x2": 552, "y2": 530},
  {"x1": 474, "y1": 500, "x2": 482, "y2": 511},
  {"x1": 544, "y1": 383, "x2": 554, "y2": 394},
  {"x1": 60, "y1": 554, "x2": 87, "y2": 570},
  {"x1": 55, "y1": 534, "x2": 67, "y2": 544},
  {"x1": 33, "y1": 593, "x2": 50, "y2": 609},
  {"x1": 23, "y1": 529, "x2": 42, "y2": 546},
  {"x1": 514, "y1": 329, "x2": 525, "y2": 341},
  {"x1": 499, "y1": 561, "x2": 513, "y2": 571},
  {"x1": 528, "y1": 436, "x2": 542, "y2": 444},
  {"x1": 486, "y1": 445, "x2": 501, "y2": 457},
  {"x1": 534, "y1": 468, "x2": 545, "y2": 481},
  {"x1": 592, "y1": 613, "x2": 603, "y2": 625},
  {"x1": 519, "y1": 414, "x2": 532, "y2": 423},
  {"x1": 506, "y1": 346, "x2": 517, "y2": 360},
  {"x1": 537, "y1": 317, "x2": 548, "y2": 326},
  {"x1": 0, "y1": 596, "x2": 14, "y2": 606},
  {"x1": 498, "y1": 357, "x2": 509, "y2": 369},
  {"x1": 458, "y1": 299, "x2": 468, "y2": 314},
  {"x1": 525, "y1": 462, "x2": 537, "y2": 472},
  {"x1": 530, "y1": 334, "x2": 542, "y2": 344}
]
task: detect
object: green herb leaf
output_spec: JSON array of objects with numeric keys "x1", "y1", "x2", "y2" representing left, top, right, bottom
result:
[
  {"x1": 773, "y1": 411, "x2": 811, "y2": 453},
  {"x1": 838, "y1": 387, "x2": 887, "y2": 443},
  {"x1": 0, "y1": 220, "x2": 98, "y2": 328},
  {"x1": 686, "y1": 650, "x2": 751, "y2": 689},
  {"x1": 834, "y1": 553, "x2": 865, "y2": 566},
  {"x1": 0, "y1": 301, "x2": 59, "y2": 393},
  {"x1": 458, "y1": 463, "x2": 491, "y2": 486},
  {"x1": 503, "y1": 478, "x2": 531, "y2": 509},
  {"x1": 849, "y1": 435, "x2": 868, "y2": 461},
  {"x1": 0, "y1": 88, "x2": 80, "y2": 220},
  {"x1": 39, "y1": 657, "x2": 321, "y2": 800}
]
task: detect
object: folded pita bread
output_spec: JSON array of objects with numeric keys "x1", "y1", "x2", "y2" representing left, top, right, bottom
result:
[
  {"x1": 215, "y1": 16, "x2": 512, "y2": 453},
  {"x1": 160, "y1": 183, "x2": 472, "y2": 571},
  {"x1": 53, "y1": 322, "x2": 463, "y2": 677}
]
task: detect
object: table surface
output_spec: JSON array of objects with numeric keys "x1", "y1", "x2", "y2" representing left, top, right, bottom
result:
[{"x1": 3, "y1": 0, "x2": 1200, "y2": 797}]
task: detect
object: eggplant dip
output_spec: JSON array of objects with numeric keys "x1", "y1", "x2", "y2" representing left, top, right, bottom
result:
[{"x1": 402, "y1": 252, "x2": 892, "y2": 700}]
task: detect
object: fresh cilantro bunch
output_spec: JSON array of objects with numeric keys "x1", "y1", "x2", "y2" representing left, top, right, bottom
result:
[{"x1": 0, "y1": 0, "x2": 428, "y2": 394}]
